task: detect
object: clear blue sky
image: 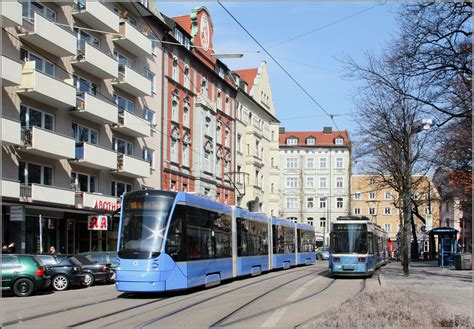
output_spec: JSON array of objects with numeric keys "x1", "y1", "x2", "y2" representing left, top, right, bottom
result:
[{"x1": 157, "y1": 2, "x2": 400, "y2": 135}]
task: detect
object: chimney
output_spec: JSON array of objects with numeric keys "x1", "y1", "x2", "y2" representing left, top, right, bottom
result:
[
  {"x1": 323, "y1": 127, "x2": 332, "y2": 134},
  {"x1": 279, "y1": 127, "x2": 285, "y2": 134}
]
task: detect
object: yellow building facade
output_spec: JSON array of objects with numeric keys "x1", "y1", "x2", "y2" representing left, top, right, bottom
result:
[{"x1": 351, "y1": 175, "x2": 440, "y2": 252}]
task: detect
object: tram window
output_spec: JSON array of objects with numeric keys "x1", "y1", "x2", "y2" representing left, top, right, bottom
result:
[
  {"x1": 298, "y1": 229, "x2": 315, "y2": 252},
  {"x1": 273, "y1": 225, "x2": 295, "y2": 254},
  {"x1": 165, "y1": 205, "x2": 185, "y2": 261},
  {"x1": 368, "y1": 233, "x2": 373, "y2": 254}
]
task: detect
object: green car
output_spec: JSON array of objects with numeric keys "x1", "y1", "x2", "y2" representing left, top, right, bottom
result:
[{"x1": 2, "y1": 254, "x2": 51, "y2": 297}]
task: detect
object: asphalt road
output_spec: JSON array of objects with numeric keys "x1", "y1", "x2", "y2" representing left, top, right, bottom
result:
[{"x1": 1, "y1": 261, "x2": 377, "y2": 328}]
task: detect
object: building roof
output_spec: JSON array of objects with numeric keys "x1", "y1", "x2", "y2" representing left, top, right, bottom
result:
[
  {"x1": 234, "y1": 68, "x2": 258, "y2": 89},
  {"x1": 173, "y1": 14, "x2": 192, "y2": 35},
  {"x1": 279, "y1": 130, "x2": 350, "y2": 147}
]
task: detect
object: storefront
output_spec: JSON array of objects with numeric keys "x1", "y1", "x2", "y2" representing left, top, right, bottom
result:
[{"x1": 2, "y1": 196, "x2": 121, "y2": 254}]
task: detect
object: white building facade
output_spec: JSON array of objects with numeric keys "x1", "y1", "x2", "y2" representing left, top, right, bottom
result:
[{"x1": 279, "y1": 128, "x2": 351, "y2": 245}]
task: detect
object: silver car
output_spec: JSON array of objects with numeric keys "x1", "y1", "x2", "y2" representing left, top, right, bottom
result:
[{"x1": 316, "y1": 247, "x2": 330, "y2": 260}]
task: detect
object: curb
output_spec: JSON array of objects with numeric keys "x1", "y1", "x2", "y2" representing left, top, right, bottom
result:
[{"x1": 378, "y1": 272, "x2": 387, "y2": 288}]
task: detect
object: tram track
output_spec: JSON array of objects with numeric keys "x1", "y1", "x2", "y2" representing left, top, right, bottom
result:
[
  {"x1": 293, "y1": 277, "x2": 367, "y2": 328},
  {"x1": 133, "y1": 267, "x2": 326, "y2": 328},
  {"x1": 215, "y1": 276, "x2": 337, "y2": 327},
  {"x1": 66, "y1": 265, "x2": 323, "y2": 327}
]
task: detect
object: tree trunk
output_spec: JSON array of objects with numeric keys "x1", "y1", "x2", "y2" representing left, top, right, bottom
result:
[{"x1": 411, "y1": 211, "x2": 419, "y2": 260}]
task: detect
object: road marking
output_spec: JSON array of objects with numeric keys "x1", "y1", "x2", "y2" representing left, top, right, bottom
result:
[
  {"x1": 286, "y1": 276, "x2": 322, "y2": 302},
  {"x1": 261, "y1": 308, "x2": 287, "y2": 327}
]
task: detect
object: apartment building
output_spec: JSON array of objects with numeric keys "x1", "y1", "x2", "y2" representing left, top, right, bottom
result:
[
  {"x1": 1, "y1": 1, "x2": 167, "y2": 253},
  {"x1": 160, "y1": 7, "x2": 237, "y2": 204},
  {"x1": 351, "y1": 174, "x2": 440, "y2": 253},
  {"x1": 233, "y1": 61, "x2": 280, "y2": 216},
  {"x1": 279, "y1": 127, "x2": 351, "y2": 245}
]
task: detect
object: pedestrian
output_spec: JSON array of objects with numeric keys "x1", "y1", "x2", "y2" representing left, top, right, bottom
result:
[{"x1": 48, "y1": 246, "x2": 56, "y2": 254}]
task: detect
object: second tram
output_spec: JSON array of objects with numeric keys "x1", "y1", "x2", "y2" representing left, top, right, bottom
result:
[{"x1": 329, "y1": 216, "x2": 389, "y2": 277}]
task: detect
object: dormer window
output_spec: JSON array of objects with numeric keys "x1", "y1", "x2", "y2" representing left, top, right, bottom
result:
[
  {"x1": 335, "y1": 137, "x2": 344, "y2": 145},
  {"x1": 286, "y1": 138, "x2": 298, "y2": 145},
  {"x1": 306, "y1": 138, "x2": 315, "y2": 145}
]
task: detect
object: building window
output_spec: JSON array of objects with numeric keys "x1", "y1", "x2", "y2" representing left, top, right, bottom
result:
[
  {"x1": 319, "y1": 177, "x2": 327, "y2": 188},
  {"x1": 143, "y1": 147, "x2": 154, "y2": 168},
  {"x1": 115, "y1": 51, "x2": 135, "y2": 70},
  {"x1": 71, "y1": 172, "x2": 96, "y2": 193},
  {"x1": 73, "y1": 75, "x2": 97, "y2": 96},
  {"x1": 369, "y1": 192, "x2": 376, "y2": 200},
  {"x1": 286, "y1": 177, "x2": 298, "y2": 188},
  {"x1": 24, "y1": 2, "x2": 56, "y2": 22},
  {"x1": 183, "y1": 98, "x2": 190, "y2": 127},
  {"x1": 170, "y1": 139, "x2": 178, "y2": 163},
  {"x1": 307, "y1": 197, "x2": 314, "y2": 208},
  {"x1": 112, "y1": 136, "x2": 133, "y2": 155},
  {"x1": 182, "y1": 144, "x2": 190, "y2": 167},
  {"x1": 20, "y1": 105, "x2": 54, "y2": 131},
  {"x1": 204, "y1": 150, "x2": 211, "y2": 172},
  {"x1": 286, "y1": 138, "x2": 298, "y2": 145},
  {"x1": 286, "y1": 197, "x2": 298, "y2": 209},
  {"x1": 111, "y1": 181, "x2": 132, "y2": 197},
  {"x1": 306, "y1": 177, "x2": 314, "y2": 188},
  {"x1": 384, "y1": 224, "x2": 391, "y2": 233},
  {"x1": 20, "y1": 48, "x2": 55, "y2": 76},
  {"x1": 354, "y1": 208, "x2": 361, "y2": 215},
  {"x1": 171, "y1": 91, "x2": 179, "y2": 122},
  {"x1": 143, "y1": 107, "x2": 154, "y2": 124},
  {"x1": 72, "y1": 123, "x2": 98, "y2": 145},
  {"x1": 216, "y1": 157, "x2": 222, "y2": 178},
  {"x1": 319, "y1": 197, "x2": 327, "y2": 208},
  {"x1": 201, "y1": 77, "x2": 207, "y2": 95},
  {"x1": 287, "y1": 217, "x2": 298, "y2": 224},
  {"x1": 336, "y1": 157, "x2": 343, "y2": 169},
  {"x1": 172, "y1": 55, "x2": 179, "y2": 81},
  {"x1": 320, "y1": 217, "x2": 326, "y2": 228},
  {"x1": 237, "y1": 134, "x2": 242, "y2": 153},
  {"x1": 424, "y1": 206, "x2": 431, "y2": 215},
  {"x1": 385, "y1": 192, "x2": 392, "y2": 200},
  {"x1": 183, "y1": 63, "x2": 190, "y2": 89},
  {"x1": 307, "y1": 218, "x2": 314, "y2": 226},
  {"x1": 369, "y1": 207, "x2": 376, "y2": 215},
  {"x1": 307, "y1": 157, "x2": 314, "y2": 169},
  {"x1": 384, "y1": 207, "x2": 391, "y2": 215},
  {"x1": 144, "y1": 69, "x2": 156, "y2": 94},
  {"x1": 217, "y1": 89, "x2": 222, "y2": 109},
  {"x1": 286, "y1": 157, "x2": 298, "y2": 169},
  {"x1": 113, "y1": 94, "x2": 134, "y2": 113},
  {"x1": 271, "y1": 183, "x2": 274, "y2": 193},
  {"x1": 335, "y1": 137, "x2": 344, "y2": 145},
  {"x1": 18, "y1": 161, "x2": 53, "y2": 186},
  {"x1": 306, "y1": 138, "x2": 315, "y2": 145},
  {"x1": 336, "y1": 198, "x2": 344, "y2": 209},
  {"x1": 354, "y1": 192, "x2": 361, "y2": 200},
  {"x1": 320, "y1": 158, "x2": 327, "y2": 169},
  {"x1": 225, "y1": 128, "x2": 230, "y2": 148},
  {"x1": 336, "y1": 177, "x2": 344, "y2": 188}
]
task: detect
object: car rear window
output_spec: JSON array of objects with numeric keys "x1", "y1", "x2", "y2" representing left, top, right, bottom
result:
[
  {"x1": 2, "y1": 255, "x2": 22, "y2": 268},
  {"x1": 71, "y1": 255, "x2": 93, "y2": 265},
  {"x1": 86, "y1": 254, "x2": 106, "y2": 263},
  {"x1": 37, "y1": 255, "x2": 57, "y2": 265}
]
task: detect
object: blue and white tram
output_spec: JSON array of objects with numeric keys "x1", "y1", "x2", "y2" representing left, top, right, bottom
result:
[
  {"x1": 329, "y1": 216, "x2": 389, "y2": 277},
  {"x1": 116, "y1": 190, "x2": 316, "y2": 293},
  {"x1": 296, "y1": 223, "x2": 317, "y2": 266}
]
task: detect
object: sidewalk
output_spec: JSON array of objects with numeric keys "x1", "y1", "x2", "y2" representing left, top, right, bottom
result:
[{"x1": 379, "y1": 260, "x2": 473, "y2": 318}]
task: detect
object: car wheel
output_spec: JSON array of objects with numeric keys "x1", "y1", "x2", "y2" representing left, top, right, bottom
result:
[
  {"x1": 83, "y1": 273, "x2": 95, "y2": 287},
  {"x1": 52, "y1": 275, "x2": 70, "y2": 291},
  {"x1": 107, "y1": 271, "x2": 116, "y2": 284},
  {"x1": 13, "y1": 278, "x2": 34, "y2": 297}
]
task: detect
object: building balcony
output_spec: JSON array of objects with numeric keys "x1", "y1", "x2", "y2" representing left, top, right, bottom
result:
[
  {"x1": 2, "y1": 180, "x2": 20, "y2": 199},
  {"x1": 116, "y1": 153, "x2": 150, "y2": 178},
  {"x1": 74, "y1": 92, "x2": 118, "y2": 124},
  {"x1": 21, "y1": 184, "x2": 75, "y2": 206},
  {"x1": 2, "y1": 117, "x2": 21, "y2": 146},
  {"x1": 196, "y1": 93, "x2": 217, "y2": 112},
  {"x1": 21, "y1": 127, "x2": 75, "y2": 159},
  {"x1": 112, "y1": 110, "x2": 151, "y2": 138},
  {"x1": 17, "y1": 61, "x2": 77, "y2": 108},
  {"x1": 19, "y1": 12, "x2": 76, "y2": 57},
  {"x1": 1, "y1": 1, "x2": 22, "y2": 28},
  {"x1": 73, "y1": 142, "x2": 117, "y2": 170},
  {"x1": 72, "y1": 1, "x2": 119, "y2": 33},
  {"x1": 2, "y1": 56, "x2": 22, "y2": 86},
  {"x1": 76, "y1": 191, "x2": 120, "y2": 211},
  {"x1": 112, "y1": 65, "x2": 151, "y2": 97},
  {"x1": 112, "y1": 21, "x2": 152, "y2": 57},
  {"x1": 71, "y1": 42, "x2": 118, "y2": 79}
]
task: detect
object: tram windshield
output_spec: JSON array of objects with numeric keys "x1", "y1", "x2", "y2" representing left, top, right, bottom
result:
[
  {"x1": 119, "y1": 194, "x2": 175, "y2": 259},
  {"x1": 331, "y1": 224, "x2": 368, "y2": 254}
]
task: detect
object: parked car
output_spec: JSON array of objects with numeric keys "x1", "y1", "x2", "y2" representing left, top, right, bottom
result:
[
  {"x1": 72, "y1": 255, "x2": 112, "y2": 286},
  {"x1": 79, "y1": 251, "x2": 117, "y2": 283},
  {"x1": 34, "y1": 254, "x2": 85, "y2": 291},
  {"x1": 316, "y1": 246, "x2": 330, "y2": 260},
  {"x1": 1, "y1": 254, "x2": 50, "y2": 297}
]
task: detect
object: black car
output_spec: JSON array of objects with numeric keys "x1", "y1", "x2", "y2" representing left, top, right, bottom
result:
[
  {"x1": 72, "y1": 255, "x2": 112, "y2": 286},
  {"x1": 34, "y1": 254, "x2": 86, "y2": 291},
  {"x1": 79, "y1": 251, "x2": 117, "y2": 283}
]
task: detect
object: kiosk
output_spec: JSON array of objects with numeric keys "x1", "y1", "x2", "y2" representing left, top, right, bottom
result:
[{"x1": 429, "y1": 227, "x2": 458, "y2": 267}]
